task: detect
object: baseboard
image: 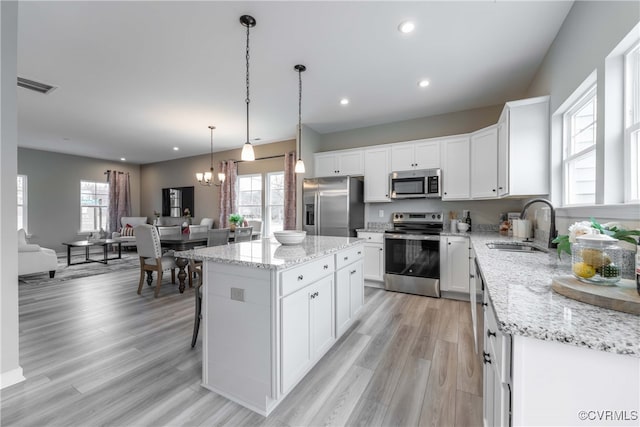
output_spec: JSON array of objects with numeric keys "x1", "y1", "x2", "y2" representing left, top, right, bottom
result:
[{"x1": 0, "y1": 366, "x2": 25, "y2": 389}]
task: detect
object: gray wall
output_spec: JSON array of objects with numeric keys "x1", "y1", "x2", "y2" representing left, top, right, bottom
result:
[
  {"x1": 18, "y1": 148, "x2": 141, "y2": 252},
  {"x1": 140, "y1": 139, "x2": 296, "y2": 226}
]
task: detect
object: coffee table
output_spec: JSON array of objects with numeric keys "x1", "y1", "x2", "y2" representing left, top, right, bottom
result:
[{"x1": 62, "y1": 239, "x2": 122, "y2": 266}]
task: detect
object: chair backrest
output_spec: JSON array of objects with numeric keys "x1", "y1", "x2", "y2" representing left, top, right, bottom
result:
[
  {"x1": 120, "y1": 216, "x2": 148, "y2": 228},
  {"x1": 135, "y1": 225, "x2": 162, "y2": 259},
  {"x1": 234, "y1": 226, "x2": 253, "y2": 243},
  {"x1": 18, "y1": 228, "x2": 28, "y2": 246},
  {"x1": 247, "y1": 220, "x2": 262, "y2": 235},
  {"x1": 199, "y1": 218, "x2": 215, "y2": 229},
  {"x1": 157, "y1": 225, "x2": 181, "y2": 237},
  {"x1": 189, "y1": 224, "x2": 208, "y2": 234},
  {"x1": 207, "y1": 228, "x2": 230, "y2": 247}
]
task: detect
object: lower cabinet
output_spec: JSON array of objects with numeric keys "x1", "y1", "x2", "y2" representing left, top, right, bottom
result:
[
  {"x1": 336, "y1": 260, "x2": 363, "y2": 336},
  {"x1": 440, "y1": 235, "x2": 470, "y2": 295},
  {"x1": 281, "y1": 274, "x2": 335, "y2": 394},
  {"x1": 357, "y1": 231, "x2": 384, "y2": 282}
]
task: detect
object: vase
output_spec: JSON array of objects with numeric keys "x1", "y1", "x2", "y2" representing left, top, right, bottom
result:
[{"x1": 230, "y1": 224, "x2": 236, "y2": 232}]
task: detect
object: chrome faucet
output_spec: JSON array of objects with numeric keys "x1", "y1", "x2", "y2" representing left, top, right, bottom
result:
[{"x1": 519, "y1": 198, "x2": 557, "y2": 248}]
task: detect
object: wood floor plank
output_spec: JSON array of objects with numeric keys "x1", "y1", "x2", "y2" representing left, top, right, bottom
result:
[
  {"x1": 381, "y1": 356, "x2": 431, "y2": 427},
  {"x1": 418, "y1": 340, "x2": 458, "y2": 427},
  {"x1": 436, "y1": 298, "x2": 460, "y2": 343},
  {"x1": 456, "y1": 301, "x2": 483, "y2": 396},
  {"x1": 455, "y1": 390, "x2": 483, "y2": 427}
]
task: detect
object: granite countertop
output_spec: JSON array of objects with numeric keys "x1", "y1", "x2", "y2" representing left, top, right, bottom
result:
[
  {"x1": 470, "y1": 232, "x2": 639, "y2": 357},
  {"x1": 175, "y1": 235, "x2": 364, "y2": 270},
  {"x1": 356, "y1": 228, "x2": 387, "y2": 233}
]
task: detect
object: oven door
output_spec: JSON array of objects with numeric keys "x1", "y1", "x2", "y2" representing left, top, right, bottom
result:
[{"x1": 384, "y1": 233, "x2": 440, "y2": 297}]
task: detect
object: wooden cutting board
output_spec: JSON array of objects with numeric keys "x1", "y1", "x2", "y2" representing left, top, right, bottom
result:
[{"x1": 552, "y1": 276, "x2": 640, "y2": 315}]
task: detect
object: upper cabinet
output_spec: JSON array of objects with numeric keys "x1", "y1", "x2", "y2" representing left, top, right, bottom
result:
[
  {"x1": 390, "y1": 139, "x2": 440, "y2": 172},
  {"x1": 497, "y1": 96, "x2": 550, "y2": 197},
  {"x1": 314, "y1": 149, "x2": 364, "y2": 177},
  {"x1": 471, "y1": 125, "x2": 499, "y2": 199},
  {"x1": 441, "y1": 135, "x2": 471, "y2": 200},
  {"x1": 364, "y1": 146, "x2": 392, "y2": 203}
]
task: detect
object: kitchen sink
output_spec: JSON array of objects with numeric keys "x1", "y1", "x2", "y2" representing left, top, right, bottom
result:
[{"x1": 486, "y1": 242, "x2": 545, "y2": 252}]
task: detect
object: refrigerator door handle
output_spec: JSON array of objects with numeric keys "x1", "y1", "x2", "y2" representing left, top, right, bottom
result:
[{"x1": 315, "y1": 191, "x2": 320, "y2": 235}]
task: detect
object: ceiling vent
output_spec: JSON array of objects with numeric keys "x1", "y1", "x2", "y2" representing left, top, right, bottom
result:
[{"x1": 17, "y1": 77, "x2": 56, "y2": 94}]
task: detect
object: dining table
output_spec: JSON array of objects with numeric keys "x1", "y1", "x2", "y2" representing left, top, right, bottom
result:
[{"x1": 159, "y1": 232, "x2": 208, "y2": 293}]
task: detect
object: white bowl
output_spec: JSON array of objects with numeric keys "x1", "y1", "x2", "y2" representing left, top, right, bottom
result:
[
  {"x1": 457, "y1": 222, "x2": 470, "y2": 232},
  {"x1": 273, "y1": 230, "x2": 307, "y2": 245}
]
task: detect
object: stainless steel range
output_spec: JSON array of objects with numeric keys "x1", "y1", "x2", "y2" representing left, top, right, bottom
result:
[{"x1": 384, "y1": 211, "x2": 444, "y2": 298}]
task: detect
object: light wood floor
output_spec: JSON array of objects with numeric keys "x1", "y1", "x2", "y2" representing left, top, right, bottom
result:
[{"x1": 2, "y1": 270, "x2": 483, "y2": 426}]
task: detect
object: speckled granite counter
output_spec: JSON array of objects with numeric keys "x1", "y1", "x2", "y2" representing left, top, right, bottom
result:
[
  {"x1": 470, "y1": 232, "x2": 639, "y2": 357},
  {"x1": 175, "y1": 235, "x2": 363, "y2": 270}
]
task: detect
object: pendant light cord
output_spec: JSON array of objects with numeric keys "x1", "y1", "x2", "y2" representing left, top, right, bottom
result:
[
  {"x1": 209, "y1": 127, "x2": 214, "y2": 170},
  {"x1": 298, "y1": 68, "x2": 302, "y2": 160},
  {"x1": 245, "y1": 24, "x2": 251, "y2": 144}
]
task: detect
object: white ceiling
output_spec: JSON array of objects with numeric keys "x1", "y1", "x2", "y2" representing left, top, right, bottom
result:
[{"x1": 16, "y1": 1, "x2": 573, "y2": 164}]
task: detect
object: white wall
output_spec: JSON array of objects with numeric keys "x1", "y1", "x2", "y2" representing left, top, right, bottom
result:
[{"x1": 1, "y1": 0, "x2": 23, "y2": 389}]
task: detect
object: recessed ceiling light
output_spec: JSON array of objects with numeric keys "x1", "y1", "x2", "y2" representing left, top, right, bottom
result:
[
  {"x1": 418, "y1": 79, "x2": 430, "y2": 88},
  {"x1": 398, "y1": 21, "x2": 415, "y2": 34},
  {"x1": 120, "y1": 157, "x2": 126, "y2": 161},
  {"x1": 173, "y1": 147, "x2": 179, "y2": 151},
  {"x1": 340, "y1": 98, "x2": 349, "y2": 106}
]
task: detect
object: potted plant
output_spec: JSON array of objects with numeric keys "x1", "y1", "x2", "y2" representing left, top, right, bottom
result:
[{"x1": 228, "y1": 213, "x2": 244, "y2": 231}]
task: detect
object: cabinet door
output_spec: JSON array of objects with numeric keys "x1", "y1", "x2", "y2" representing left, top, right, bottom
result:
[
  {"x1": 364, "y1": 147, "x2": 391, "y2": 202},
  {"x1": 349, "y1": 261, "x2": 364, "y2": 317},
  {"x1": 281, "y1": 286, "x2": 311, "y2": 393},
  {"x1": 414, "y1": 140, "x2": 440, "y2": 170},
  {"x1": 483, "y1": 348, "x2": 496, "y2": 427},
  {"x1": 335, "y1": 267, "x2": 351, "y2": 336},
  {"x1": 363, "y1": 243, "x2": 384, "y2": 281},
  {"x1": 469, "y1": 249, "x2": 478, "y2": 354},
  {"x1": 441, "y1": 136, "x2": 470, "y2": 200},
  {"x1": 497, "y1": 111, "x2": 509, "y2": 197},
  {"x1": 337, "y1": 150, "x2": 364, "y2": 176},
  {"x1": 441, "y1": 236, "x2": 470, "y2": 293},
  {"x1": 390, "y1": 144, "x2": 415, "y2": 171},
  {"x1": 471, "y1": 126, "x2": 498, "y2": 199},
  {"x1": 311, "y1": 275, "x2": 334, "y2": 357},
  {"x1": 315, "y1": 153, "x2": 338, "y2": 177}
]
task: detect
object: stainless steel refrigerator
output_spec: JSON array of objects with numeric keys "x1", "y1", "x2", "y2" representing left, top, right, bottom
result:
[{"x1": 303, "y1": 176, "x2": 364, "y2": 237}]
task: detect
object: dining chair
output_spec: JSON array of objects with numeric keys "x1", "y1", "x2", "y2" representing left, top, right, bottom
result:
[
  {"x1": 134, "y1": 224, "x2": 177, "y2": 298},
  {"x1": 199, "y1": 218, "x2": 215, "y2": 229},
  {"x1": 157, "y1": 225, "x2": 182, "y2": 237},
  {"x1": 234, "y1": 226, "x2": 253, "y2": 243},
  {"x1": 190, "y1": 227, "x2": 231, "y2": 348},
  {"x1": 188, "y1": 224, "x2": 209, "y2": 234}
]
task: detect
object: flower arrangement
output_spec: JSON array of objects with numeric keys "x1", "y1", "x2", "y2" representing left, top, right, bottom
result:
[
  {"x1": 153, "y1": 210, "x2": 160, "y2": 218},
  {"x1": 552, "y1": 217, "x2": 639, "y2": 257},
  {"x1": 228, "y1": 213, "x2": 244, "y2": 226},
  {"x1": 183, "y1": 208, "x2": 191, "y2": 218}
]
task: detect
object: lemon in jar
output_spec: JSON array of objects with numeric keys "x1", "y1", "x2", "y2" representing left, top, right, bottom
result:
[
  {"x1": 573, "y1": 262, "x2": 596, "y2": 278},
  {"x1": 579, "y1": 248, "x2": 611, "y2": 268}
]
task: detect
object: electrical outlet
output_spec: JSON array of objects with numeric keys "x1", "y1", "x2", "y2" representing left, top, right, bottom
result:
[
  {"x1": 230, "y1": 287, "x2": 245, "y2": 302},
  {"x1": 378, "y1": 209, "x2": 384, "y2": 218}
]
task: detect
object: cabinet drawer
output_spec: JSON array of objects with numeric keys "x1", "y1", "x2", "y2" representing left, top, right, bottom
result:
[
  {"x1": 280, "y1": 255, "x2": 334, "y2": 297},
  {"x1": 336, "y1": 245, "x2": 364, "y2": 270},
  {"x1": 484, "y1": 297, "x2": 510, "y2": 384},
  {"x1": 357, "y1": 231, "x2": 384, "y2": 244}
]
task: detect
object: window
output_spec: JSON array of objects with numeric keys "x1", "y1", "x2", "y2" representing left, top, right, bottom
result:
[
  {"x1": 237, "y1": 174, "x2": 262, "y2": 222},
  {"x1": 80, "y1": 180, "x2": 109, "y2": 232},
  {"x1": 17, "y1": 175, "x2": 27, "y2": 231},
  {"x1": 563, "y1": 85, "x2": 597, "y2": 205},
  {"x1": 625, "y1": 40, "x2": 640, "y2": 202},
  {"x1": 266, "y1": 172, "x2": 285, "y2": 234},
  {"x1": 236, "y1": 171, "x2": 285, "y2": 236}
]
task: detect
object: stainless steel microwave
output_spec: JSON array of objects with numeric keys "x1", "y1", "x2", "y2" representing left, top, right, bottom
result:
[{"x1": 389, "y1": 168, "x2": 441, "y2": 199}]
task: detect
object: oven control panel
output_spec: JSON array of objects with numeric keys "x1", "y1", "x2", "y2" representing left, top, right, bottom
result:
[{"x1": 392, "y1": 212, "x2": 443, "y2": 224}]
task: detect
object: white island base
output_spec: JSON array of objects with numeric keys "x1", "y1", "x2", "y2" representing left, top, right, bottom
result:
[{"x1": 195, "y1": 238, "x2": 364, "y2": 416}]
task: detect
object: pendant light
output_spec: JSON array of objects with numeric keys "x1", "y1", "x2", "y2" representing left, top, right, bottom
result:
[
  {"x1": 196, "y1": 126, "x2": 225, "y2": 186},
  {"x1": 294, "y1": 64, "x2": 306, "y2": 174},
  {"x1": 240, "y1": 15, "x2": 256, "y2": 161}
]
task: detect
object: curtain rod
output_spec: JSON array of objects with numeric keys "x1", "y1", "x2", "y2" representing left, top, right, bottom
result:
[
  {"x1": 104, "y1": 170, "x2": 126, "y2": 174},
  {"x1": 234, "y1": 154, "x2": 287, "y2": 163}
]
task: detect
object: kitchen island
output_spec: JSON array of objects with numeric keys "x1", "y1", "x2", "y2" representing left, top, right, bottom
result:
[
  {"x1": 176, "y1": 236, "x2": 364, "y2": 416},
  {"x1": 469, "y1": 233, "x2": 639, "y2": 426}
]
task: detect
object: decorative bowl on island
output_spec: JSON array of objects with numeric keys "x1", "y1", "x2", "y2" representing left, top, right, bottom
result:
[{"x1": 273, "y1": 230, "x2": 306, "y2": 245}]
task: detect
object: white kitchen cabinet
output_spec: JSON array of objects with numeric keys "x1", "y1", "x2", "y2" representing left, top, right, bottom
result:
[
  {"x1": 281, "y1": 274, "x2": 334, "y2": 394},
  {"x1": 314, "y1": 149, "x2": 364, "y2": 177},
  {"x1": 470, "y1": 125, "x2": 498, "y2": 199},
  {"x1": 335, "y1": 247, "x2": 364, "y2": 336},
  {"x1": 440, "y1": 235, "x2": 470, "y2": 294},
  {"x1": 358, "y1": 231, "x2": 384, "y2": 282},
  {"x1": 440, "y1": 135, "x2": 470, "y2": 200},
  {"x1": 390, "y1": 139, "x2": 440, "y2": 172},
  {"x1": 364, "y1": 146, "x2": 391, "y2": 202},
  {"x1": 497, "y1": 96, "x2": 549, "y2": 197}
]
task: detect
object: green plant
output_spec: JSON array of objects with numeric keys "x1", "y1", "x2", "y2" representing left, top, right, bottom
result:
[
  {"x1": 552, "y1": 217, "x2": 640, "y2": 258},
  {"x1": 228, "y1": 213, "x2": 244, "y2": 225}
]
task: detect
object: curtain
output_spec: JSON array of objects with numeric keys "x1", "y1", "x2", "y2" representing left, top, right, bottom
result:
[
  {"x1": 218, "y1": 160, "x2": 237, "y2": 228},
  {"x1": 107, "y1": 171, "x2": 132, "y2": 233},
  {"x1": 283, "y1": 151, "x2": 297, "y2": 230}
]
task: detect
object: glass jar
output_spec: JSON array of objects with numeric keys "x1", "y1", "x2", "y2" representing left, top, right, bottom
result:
[{"x1": 571, "y1": 234, "x2": 623, "y2": 285}]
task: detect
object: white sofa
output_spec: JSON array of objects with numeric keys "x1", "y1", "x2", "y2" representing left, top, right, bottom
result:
[
  {"x1": 111, "y1": 216, "x2": 148, "y2": 248},
  {"x1": 18, "y1": 229, "x2": 58, "y2": 278}
]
